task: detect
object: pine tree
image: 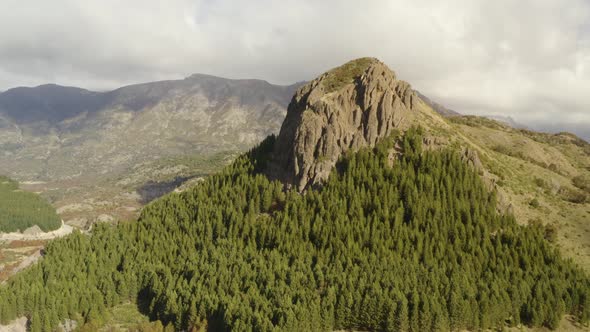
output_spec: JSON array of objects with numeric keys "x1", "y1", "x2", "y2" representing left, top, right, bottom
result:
[{"x1": 30, "y1": 312, "x2": 42, "y2": 332}]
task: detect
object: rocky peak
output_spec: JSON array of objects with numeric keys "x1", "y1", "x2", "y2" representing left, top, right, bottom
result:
[{"x1": 267, "y1": 57, "x2": 417, "y2": 191}]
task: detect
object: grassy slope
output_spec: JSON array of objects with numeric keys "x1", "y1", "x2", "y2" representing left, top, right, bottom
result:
[
  {"x1": 414, "y1": 100, "x2": 590, "y2": 272},
  {"x1": 321, "y1": 57, "x2": 376, "y2": 92},
  {"x1": 458, "y1": 124, "x2": 590, "y2": 271}
]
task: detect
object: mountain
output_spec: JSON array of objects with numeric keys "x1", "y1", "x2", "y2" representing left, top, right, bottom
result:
[
  {"x1": 0, "y1": 84, "x2": 104, "y2": 124},
  {"x1": 533, "y1": 122, "x2": 590, "y2": 142},
  {"x1": 416, "y1": 93, "x2": 537, "y2": 132},
  {"x1": 0, "y1": 75, "x2": 299, "y2": 180},
  {"x1": 0, "y1": 76, "x2": 300, "y2": 225},
  {"x1": 1, "y1": 57, "x2": 589, "y2": 331},
  {"x1": 483, "y1": 114, "x2": 528, "y2": 129},
  {"x1": 415, "y1": 91, "x2": 461, "y2": 117},
  {"x1": 268, "y1": 58, "x2": 417, "y2": 191}
]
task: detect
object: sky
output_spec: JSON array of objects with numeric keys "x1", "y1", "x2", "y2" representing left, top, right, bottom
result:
[{"x1": 0, "y1": 0, "x2": 589, "y2": 138}]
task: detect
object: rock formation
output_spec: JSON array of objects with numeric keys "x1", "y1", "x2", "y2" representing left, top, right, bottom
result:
[{"x1": 267, "y1": 57, "x2": 417, "y2": 191}]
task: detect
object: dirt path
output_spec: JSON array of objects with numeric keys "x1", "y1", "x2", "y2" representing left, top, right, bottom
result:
[
  {"x1": 10, "y1": 250, "x2": 42, "y2": 275},
  {"x1": 0, "y1": 221, "x2": 73, "y2": 241}
]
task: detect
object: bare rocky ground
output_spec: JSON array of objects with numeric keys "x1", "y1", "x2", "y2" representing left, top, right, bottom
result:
[
  {"x1": 0, "y1": 317, "x2": 77, "y2": 332},
  {"x1": 0, "y1": 317, "x2": 27, "y2": 332},
  {"x1": 0, "y1": 222, "x2": 73, "y2": 242},
  {"x1": 0, "y1": 221, "x2": 74, "y2": 282}
]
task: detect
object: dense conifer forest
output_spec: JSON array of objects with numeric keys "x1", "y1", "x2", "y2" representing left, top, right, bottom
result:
[
  {"x1": 0, "y1": 128, "x2": 589, "y2": 331},
  {"x1": 0, "y1": 176, "x2": 61, "y2": 233}
]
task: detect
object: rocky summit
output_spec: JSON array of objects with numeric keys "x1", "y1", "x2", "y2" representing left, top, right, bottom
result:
[{"x1": 268, "y1": 57, "x2": 417, "y2": 191}]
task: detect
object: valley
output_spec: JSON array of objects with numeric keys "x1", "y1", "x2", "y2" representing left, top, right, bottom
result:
[
  {"x1": 0, "y1": 76, "x2": 295, "y2": 295},
  {"x1": 16, "y1": 152, "x2": 238, "y2": 228},
  {"x1": 0, "y1": 75, "x2": 299, "y2": 227}
]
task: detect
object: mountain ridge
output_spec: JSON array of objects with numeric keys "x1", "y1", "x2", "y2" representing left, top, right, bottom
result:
[{"x1": 0, "y1": 75, "x2": 300, "y2": 124}]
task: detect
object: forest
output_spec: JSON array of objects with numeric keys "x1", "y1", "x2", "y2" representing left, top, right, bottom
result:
[
  {"x1": 0, "y1": 128, "x2": 589, "y2": 331},
  {"x1": 0, "y1": 176, "x2": 61, "y2": 233}
]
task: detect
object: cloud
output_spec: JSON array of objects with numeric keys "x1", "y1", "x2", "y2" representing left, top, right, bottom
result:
[{"x1": 0, "y1": 0, "x2": 589, "y2": 134}]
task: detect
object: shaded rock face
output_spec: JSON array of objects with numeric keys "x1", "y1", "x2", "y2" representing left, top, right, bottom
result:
[{"x1": 268, "y1": 58, "x2": 417, "y2": 191}]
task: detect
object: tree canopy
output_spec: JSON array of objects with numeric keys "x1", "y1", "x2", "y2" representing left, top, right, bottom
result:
[{"x1": 0, "y1": 176, "x2": 61, "y2": 233}]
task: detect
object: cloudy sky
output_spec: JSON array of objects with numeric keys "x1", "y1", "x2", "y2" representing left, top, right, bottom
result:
[{"x1": 0, "y1": 0, "x2": 589, "y2": 138}]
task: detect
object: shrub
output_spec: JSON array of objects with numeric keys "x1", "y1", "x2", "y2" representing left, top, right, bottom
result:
[
  {"x1": 544, "y1": 223, "x2": 558, "y2": 243},
  {"x1": 322, "y1": 57, "x2": 375, "y2": 92},
  {"x1": 529, "y1": 198, "x2": 540, "y2": 208},
  {"x1": 449, "y1": 115, "x2": 507, "y2": 129},
  {"x1": 573, "y1": 175, "x2": 590, "y2": 193},
  {"x1": 528, "y1": 217, "x2": 543, "y2": 228},
  {"x1": 533, "y1": 178, "x2": 549, "y2": 189},
  {"x1": 492, "y1": 145, "x2": 511, "y2": 155},
  {"x1": 559, "y1": 187, "x2": 588, "y2": 204}
]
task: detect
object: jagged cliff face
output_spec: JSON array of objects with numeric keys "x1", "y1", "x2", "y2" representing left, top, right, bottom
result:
[{"x1": 268, "y1": 58, "x2": 417, "y2": 191}]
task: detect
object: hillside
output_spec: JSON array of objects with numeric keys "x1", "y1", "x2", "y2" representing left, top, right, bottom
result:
[
  {"x1": 443, "y1": 116, "x2": 590, "y2": 271},
  {"x1": 1, "y1": 58, "x2": 589, "y2": 331},
  {"x1": 0, "y1": 176, "x2": 61, "y2": 233},
  {"x1": 0, "y1": 76, "x2": 300, "y2": 225},
  {"x1": 384, "y1": 93, "x2": 590, "y2": 273}
]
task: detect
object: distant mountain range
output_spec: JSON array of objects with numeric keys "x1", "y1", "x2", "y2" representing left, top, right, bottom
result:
[
  {"x1": 0, "y1": 75, "x2": 301, "y2": 224},
  {"x1": 0, "y1": 75, "x2": 301, "y2": 181},
  {"x1": 483, "y1": 115, "x2": 528, "y2": 129},
  {"x1": 415, "y1": 91, "x2": 461, "y2": 117}
]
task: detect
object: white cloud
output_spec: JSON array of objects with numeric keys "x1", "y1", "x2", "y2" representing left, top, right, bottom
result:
[{"x1": 0, "y1": 0, "x2": 589, "y2": 134}]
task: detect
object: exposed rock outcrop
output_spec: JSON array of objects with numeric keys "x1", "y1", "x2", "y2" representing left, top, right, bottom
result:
[
  {"x1": 461, "y1": 147, "x2": 484, "y2": 173},
  {"x1": 461, "y1": 147, "x2": 514, "y2": 215},
  {"x1": 267, "y1": 58, "x2": 417, "y2": 191},
  {"x1": 0, "y1": 316, "x2": 27, "y2": 332}
]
